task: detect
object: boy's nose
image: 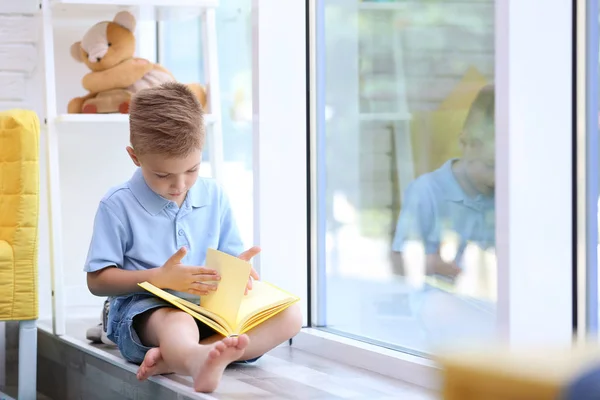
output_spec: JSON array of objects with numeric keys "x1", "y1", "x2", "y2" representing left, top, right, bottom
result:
[{"x1": 172, "y1": 176, "x2": 186, "y2": 190}]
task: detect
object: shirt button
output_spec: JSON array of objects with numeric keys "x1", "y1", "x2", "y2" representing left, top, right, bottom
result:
[{"x1": 178, "y1": 229, "x2": 184, "y2": 236}]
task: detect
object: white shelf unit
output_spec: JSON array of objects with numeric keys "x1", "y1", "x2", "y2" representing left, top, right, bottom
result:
[
  {"x1": 54, "y1": 112, "x2": 217, "y2": 124},
  {"x1": 50, "y1": 0, "x2": 219, "y2": 5},
  {"x1": 357, "y1": 3, "x2": 414, "y2": 199},
  {"x1": 41, "y1": 0, "x2": 223, "y2": 335},
  {"x1": 357, "y1": 1, "x2": 405, "y2": 11}
]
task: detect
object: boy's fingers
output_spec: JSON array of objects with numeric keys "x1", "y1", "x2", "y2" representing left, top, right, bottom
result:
[
  {"x1": 188, "y1": 288, "x2": 211, "y2": 296},
  {"x1": 193, "y1": 267, "x2": 218, "y2": 275},
  {"x1": 193, "y1": 273, "x2": 220, "y2": 282},
  {"x1": 191, "y1": 282, "x2": 217, "y2": 292},
  {"x1": 167, "y1": 247, "x2": 187, "y2": 264},
  {"x1": 239, "y1": 246, "x2": 261, "y2": 261},
  {"x1": 250, "y1": 267, "x2": 260, "y2": 280}
]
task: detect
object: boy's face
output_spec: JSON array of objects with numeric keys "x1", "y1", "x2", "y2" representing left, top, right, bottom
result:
[
  {"x1": 127, "y1": 146, "x2": 201, "y2": 204},
  {"x1": 462, "y1": 139, "x2": 495, "y2": 196}
]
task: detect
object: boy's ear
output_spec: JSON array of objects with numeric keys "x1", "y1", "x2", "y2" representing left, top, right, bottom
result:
[{"x1": 126, "y1": 146, "x2": 141, "y2": 166}]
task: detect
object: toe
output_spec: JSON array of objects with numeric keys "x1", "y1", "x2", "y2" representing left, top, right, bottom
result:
[
  {"x1": 208, "y1": 348, "x2": 221, "y2": 359},
  {"x1": 236, "y1": 334, "x2": 250, "y2": 349},
  {"x1": 214, "y1": 341, "x2": 227, "y2": 352}
]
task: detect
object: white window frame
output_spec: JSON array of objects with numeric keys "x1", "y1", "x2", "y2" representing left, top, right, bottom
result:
[
  {"x1": 251, "y1": 0, "x2": 309, "y2": 326},
  {"x1": 495, "y1": 0, "x2": 573, "y2": 347},
  {"x1": 252, "y1": 0, "x2": 575, "y2": 390}
]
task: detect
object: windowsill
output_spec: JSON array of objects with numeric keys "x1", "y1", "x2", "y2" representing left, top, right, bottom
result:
[
  {"x1": 34, "y1": 319, "x2": 437, "y2": 399},
  {"x1": 291, "y1": 328, "x2": 441, "y2": 391}
]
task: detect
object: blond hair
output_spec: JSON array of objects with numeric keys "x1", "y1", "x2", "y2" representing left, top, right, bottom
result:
[
  {"x1": 129, "y1": 82, "x2": 204, "y2": 157},
  {"x1": 463, "y1": 84, "x2": 494, "y2": 143}
]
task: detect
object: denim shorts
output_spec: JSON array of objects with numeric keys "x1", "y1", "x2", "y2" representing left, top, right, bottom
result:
[{"x1": 107, "y1": 293, "x2": 261, "y2": 365}]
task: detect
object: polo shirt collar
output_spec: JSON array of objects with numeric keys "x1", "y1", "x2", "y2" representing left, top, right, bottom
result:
[
  {"x1": 128, "y1": 168, "x2": 169, "y2": 215},
  {"x1": 438, "y1": 159, "x2": 465, "y2": 202},
  {"x1": 439, "y1": 159, "x2": 494, "y2": 207},
  {"x1": 185, "y1": 179, "x2": 211, "y2": 209},
  {"x1": 128, "y1": 169, "x2": 212, "y2": 215}
]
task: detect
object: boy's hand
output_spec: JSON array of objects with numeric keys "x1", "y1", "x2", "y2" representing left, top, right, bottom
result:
[
  {"x1": 154, "y1": 247, "x2": 220, "y2": 296},
  {"x1": 239, "y1": 246, "x2": 261, "y2": 295}
]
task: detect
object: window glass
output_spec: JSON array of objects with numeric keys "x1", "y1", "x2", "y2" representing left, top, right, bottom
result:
[{"x1": 315, "y1": 0, "x2": 496, "y2": 354}]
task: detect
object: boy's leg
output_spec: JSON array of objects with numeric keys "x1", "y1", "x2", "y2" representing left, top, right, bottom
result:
[
  {"x1": 199, "y1": 303, "x2": 303, "y2": 361},
  {"x1": 135, "y1": 307, "x2": 249, "y2": 392},
  {"x1": 85, "y1": 298, "x2": 115, "y2": 346}
]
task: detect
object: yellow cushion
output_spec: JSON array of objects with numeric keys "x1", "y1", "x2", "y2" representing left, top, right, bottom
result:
[
  {"x1": 409, "y1": 66, "x2": 489, "y2": 177},
  {"x1": 439, "y1": 66, "x2": 489, "y2": 111},
  {"x1": 438, "y1": 346, "x2": 600, "y2": 400},
  {"x1": 0, "y1": 109, "x2": 40, "y2": 320}
]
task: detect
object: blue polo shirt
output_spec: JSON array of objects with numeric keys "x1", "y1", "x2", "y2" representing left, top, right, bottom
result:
[
  {"x1": 84, "y1": 168, "x2": 244, "y2": 300},
  {"x1": 392, "y1": 159, "x2": 495, "y2": 267}
]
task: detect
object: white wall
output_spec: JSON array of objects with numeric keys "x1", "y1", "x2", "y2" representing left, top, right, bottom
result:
[{"x1": 252, "y1": 0, "x2": 308, "y2": 323}]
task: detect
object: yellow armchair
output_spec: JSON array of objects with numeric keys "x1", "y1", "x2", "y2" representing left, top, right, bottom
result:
[{"x1": 0, "y1": 109, "x2": 40, "y2": 400}]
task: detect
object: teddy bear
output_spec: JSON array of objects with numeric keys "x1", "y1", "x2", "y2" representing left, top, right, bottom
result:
[{"x1": 68, "y1": 11, "x2": 208, "y2": 114}]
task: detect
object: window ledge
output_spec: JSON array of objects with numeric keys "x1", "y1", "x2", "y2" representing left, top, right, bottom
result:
[{"x1": 291, "y1": 328, "x2": 441, "y2": 391}]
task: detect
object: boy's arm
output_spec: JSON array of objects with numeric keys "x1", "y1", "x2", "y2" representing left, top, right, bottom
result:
[
  {"x1": 86, "y1": 202, "x2": 217, "y2": 297},
  {"x1": 391, "y1": 180, "x2": 460, "y2": 278},
  {"x1": 89, "y1": 247, "x2": 218, "y2": 297},
  {"x1": 84, "y1": 201, "x2": 152, "y2": 296},
  {"x1": 87, "y1": 267, "x2": 161, "y2": 297}
]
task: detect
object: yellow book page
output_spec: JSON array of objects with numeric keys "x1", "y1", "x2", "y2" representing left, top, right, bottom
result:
[
  {"x1": 240, "y1": 301, "x2": 300, "y2": 334},
  {"x1": 175, "y1": 298, "x2": 231, "y2": 332},
  {"x1": 236, "y1": 280, "x2": 300, "y2": 329},
  {"x1": 200, "y1": 248, "x2": 251, "y2": 327},
  {"x1": 137, "y1": 282, "x2": 231, "y2": 336},
  {"x1": 172, "y1": 301, "x2": 231, "y2": 337}
]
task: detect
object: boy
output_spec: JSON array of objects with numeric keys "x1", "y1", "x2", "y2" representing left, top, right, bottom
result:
[
  {"x1": 84, "y1": 82, "x2": 302, "y2": 393},
  {"x1": 391, "y1": 84, "x2": 496, "y2": 345}
]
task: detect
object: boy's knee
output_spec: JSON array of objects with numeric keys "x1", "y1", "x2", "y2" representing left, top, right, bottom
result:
[
  {"x1": 159, "y1": 307, "x2": 195, "y2": 324},
  {"x1": 280, "y1": 304, "x2": 303, "y2": 338},
  {"x1": 142, "y1": 307, "x2": 196, "y2": 333}
]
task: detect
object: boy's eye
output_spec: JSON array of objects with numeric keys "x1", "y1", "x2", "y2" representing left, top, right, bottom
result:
[
  {"x1": 156, "y1": 174, "x2": 169, "y2": 179},
  {"x1": 187, "y1": 169, "x2": 198, "y2": 174}
]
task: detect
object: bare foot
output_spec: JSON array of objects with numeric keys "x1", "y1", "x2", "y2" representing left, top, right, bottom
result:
[
  {"x1": 137, "y1": 347, "x2": 171, "y2": 380},
  {"x1": 192, "y1": 334, "x2": 250, "y2": 393}
]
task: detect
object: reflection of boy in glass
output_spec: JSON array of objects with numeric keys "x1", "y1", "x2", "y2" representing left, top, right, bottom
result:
[{"x1": 391, "y1": 84, "x2": 495, "y2": 285}]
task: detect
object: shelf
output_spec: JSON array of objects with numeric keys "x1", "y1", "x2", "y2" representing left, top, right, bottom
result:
[
  {"x1": 358, "y1": 2, "x2": 405, "y2": 10},
  {"x1": 360, "y1": 112, "x2": 411, "y2": 121},
  {"x1": 50, "y1": 0, "x2": 218, "y2": 7},
  {"x1": 53, "y1": 113, "x2": 216, "y2": 125},
  {"x1": 49, "y1": 0, "x2": 219, "y2": 21}
]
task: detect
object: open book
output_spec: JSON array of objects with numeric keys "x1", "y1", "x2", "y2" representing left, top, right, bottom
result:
[{"x1": 138, "y1": 248, "x2": 300, "y2": 338}]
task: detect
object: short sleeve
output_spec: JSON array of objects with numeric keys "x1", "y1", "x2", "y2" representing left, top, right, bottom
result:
[
  {"x1": 217, "y1": 188, "x2": 245, "y2": 257},
  {"x1": 391, "y1": 179, "x2": 440, "y2": 254},
  {"x1": 84, "y1": 201, "x2": 128, "y2": 272}
]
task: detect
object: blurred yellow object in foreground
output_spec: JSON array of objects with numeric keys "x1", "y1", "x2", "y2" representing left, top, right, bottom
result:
[{"x1": 438, "y1": 344, "x2": 600, "y2": 400}]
